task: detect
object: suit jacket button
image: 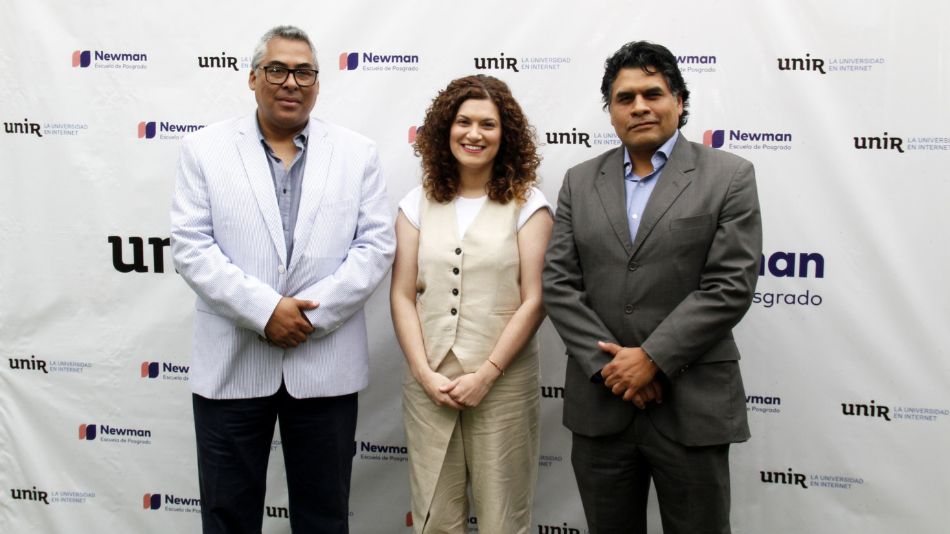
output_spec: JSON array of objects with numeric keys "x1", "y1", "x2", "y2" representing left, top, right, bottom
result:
[
  {"x1": 450, "y1": 308, "x2": 458, "y2": 316},
  {"x1": 624, "y1": 304, "x2": 634, "y2": 314},
  {"x1": 627, "y1": 260, "x2": 639, "y2": 271}
]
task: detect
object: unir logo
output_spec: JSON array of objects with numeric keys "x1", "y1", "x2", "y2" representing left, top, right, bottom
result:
[
  {"x1": 853, "y1": 132, "x2": 904, "y2": 153},
  {"x1": 4, "y1": 119, "x2": 42, "y2": 137},
  {"x1": 777, "y1": 53, "x2": 826, "y2": 74},
  {"x1": 760, "y1": 468, "x2": 808, "y2": 488},
  {"x1": 198, "y1": 52, "x2": 239, "y2": 71},
  {"x1": 8, "y1": 355, "x2": 48, "y2": 374},
  {"x1": 109, "y1": 236, "x2": 171, "y2": 273},
  {"x1": 10, "y1": 486, "x2": 50, "y2": 505},
  {"x1": 474, "y1": 53, "x2": 519, "y2": 72},
  {"x1": 545, "y1": 129, "x2": 591, "y2": 148}
]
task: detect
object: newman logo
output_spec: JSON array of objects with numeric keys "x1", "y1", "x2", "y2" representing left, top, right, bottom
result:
[
  {"x1": 704, "y1": 129, "x2": 793, "y2": 150},
  {"x1": 474, "y1": 53, "x2": 518, "y2": 72},
  {"x1": 138, "y1": 121, "x2": 204, "y2": 140},
  {"x1": 677, "y1": 54, "x2": 717, "y2": 65},
  {"x1": 72, "y1": 50, "x2": 92, "y2": 68},
  {"x1": 142, "y1": 362, "x2": 159, "y2": 378},
  {"x1": 339, "y1": 52, "x2": 358, "y2": 70},
  {"x1": 138, "y1": 121, "x2": 156, "y2": 139},
  {"x1": 8, "y1": 355, "x2": 49, "y2": 374},
  {"x1": 72, "y1": 49, "x2": 148, "y2": 69},
  {"x1": 144, "y1": 493, "x2": 201, "y2": 511},
  {"x1": 141, "y1": 361, "x2": 189, "y2": 381},
  {"x1": 677, "y1": 54, "x2": 717, "y2": 74},
  {"x1": 408, "y1": 125, "x2": 423, "y2": 144},
  {"x1": 759, "y1": 251, "x2": 824, "y2": 278},
  {"x1": 753, "y1": 251, "x2": 825, "y2": 309},
  {"x1": 746, "y1": 394, "x2": 782, "y2": 414},
  {"x1": 109, "y1": 235, "x2": 171, "y2": 274},
  {"x1": 842, "y1": 400, "x2": 891, "y2": 421},
  {"x1": 79, "y1": 424, "x2": 97, "y2": 440},
  {"x1": 4, "y1": 119, "x2": 43, "y2": 137},
  {"x1": 143, "y1": 493, "x2": 162, "y2": 510},
  {"x1": 777, "y1": 53, "x2": 826, "y2": 74},
  {"x1": 761, "y1": 468, "x2": 808, "y2": 488},
  {"x1": 853, "y1": 132, "x2": 904, "y2": 153},
  {"x1": 545, "y1": 129, "x2": 591, "y2": 148},
  {"x1": 339, "y1": 51, "x2": 420, "y2": 71},
  {"x1": 703, "y1": 129, "x2": 725, "y2": 148},
  {"x1": 10, "y1": 486, "x2": 50, "y2": 505},
  {"x1": 78, "y1": 423, "x2": 152, "y2": 443}
]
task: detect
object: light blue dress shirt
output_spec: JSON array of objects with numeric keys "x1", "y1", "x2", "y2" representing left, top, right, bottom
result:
[
  {"x1": 256, "y1": 120, "x2": 310, "y2": 264},
  {"x1": 624, "y1": 130, "x2": 679, "y2": 243}
]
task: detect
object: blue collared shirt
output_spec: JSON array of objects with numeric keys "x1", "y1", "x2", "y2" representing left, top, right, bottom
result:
[
  {"x1": 623, "y1": 130, "x2": 679, "y2": 243},
  {"x1": 256, "y1": 119, "x2": 310, "y2": 264}
]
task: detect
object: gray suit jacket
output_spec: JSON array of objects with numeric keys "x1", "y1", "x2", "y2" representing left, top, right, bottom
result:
[{"x1": 542, "y1": 135, "x2": 761, "y2": 446}]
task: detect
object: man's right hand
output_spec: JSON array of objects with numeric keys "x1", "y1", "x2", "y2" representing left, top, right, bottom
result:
[{"x1": 264, "y1": 297, "x2": 318, "y2": 349}]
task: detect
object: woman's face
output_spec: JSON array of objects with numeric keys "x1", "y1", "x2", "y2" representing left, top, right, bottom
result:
[{"x1": 449, "y1": 98, "x2": 502, "y2": 175}]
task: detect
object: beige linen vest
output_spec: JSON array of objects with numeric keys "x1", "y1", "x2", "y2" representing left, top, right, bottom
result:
[{"x1": 416, "y1": 195, "x2": 526, "y2": 372}]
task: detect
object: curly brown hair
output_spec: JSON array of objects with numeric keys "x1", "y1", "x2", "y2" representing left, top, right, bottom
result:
[{"x1": 414, "y1": 74, "x2": 540, "y2": 204}]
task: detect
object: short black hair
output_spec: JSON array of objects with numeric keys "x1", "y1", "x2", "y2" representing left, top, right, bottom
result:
[{"x1": 601, "y1": 41, "x2": 690, "y2": 128}]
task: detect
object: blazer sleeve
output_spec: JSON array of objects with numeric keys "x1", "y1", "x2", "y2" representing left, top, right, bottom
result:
[
  {"x1": 170, "y1": 135, "x2": 283, "y2": 335},
  {"x1": 641, "y1": 158, "x2": 762, "y2": 376},
  {"x1": 295, "y1": 143, "x2": 396, "y2": 338},
  {"x1": 543, "y1": 168, "x2": 618, "y2": 380}
]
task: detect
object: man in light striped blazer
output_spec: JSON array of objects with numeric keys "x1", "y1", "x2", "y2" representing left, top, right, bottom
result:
[{"x1": 170, "y1": 25, "x2": 395, "y2": 534}]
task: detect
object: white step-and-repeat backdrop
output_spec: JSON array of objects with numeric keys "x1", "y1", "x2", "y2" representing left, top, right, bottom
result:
[{"x1": 2, "y1": 0, "x2": 948, "y2": 532}]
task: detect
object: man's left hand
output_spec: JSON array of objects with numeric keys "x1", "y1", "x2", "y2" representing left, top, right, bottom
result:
[{"x1": 599, "y1": 342, "x2": 658, "y2": 399}]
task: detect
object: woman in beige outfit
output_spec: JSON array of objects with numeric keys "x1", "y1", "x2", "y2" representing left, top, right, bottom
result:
[{"x1": 391, "y1": 75, "x2": 553, "y2": 534}]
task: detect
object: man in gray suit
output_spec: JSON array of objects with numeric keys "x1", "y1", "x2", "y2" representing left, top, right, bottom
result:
[
  {"x1": 543, "y1": 41, "x2": 762, "y2": 534},
  {"x1": 171, "y1": 26, "x2": 394, "y2": 534}
]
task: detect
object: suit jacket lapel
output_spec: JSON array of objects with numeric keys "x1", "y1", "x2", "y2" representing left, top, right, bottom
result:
[
  {"x1": 236, "y1": 114, "x2": 287, "y2": 267},
  {"x1": 288, "y1": 119, "x2": 332, "y2": 272},
  {"x1": 631, "y1": 135, "x2": 695, "y2": 256},
  {"x1": 594, "y1": 148, "x2": 634, "y2": 256}
]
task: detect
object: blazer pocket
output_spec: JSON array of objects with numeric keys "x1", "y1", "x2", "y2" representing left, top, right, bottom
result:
[{"x1": 669, "y1": 213, "x2": 714, "y2": 231}]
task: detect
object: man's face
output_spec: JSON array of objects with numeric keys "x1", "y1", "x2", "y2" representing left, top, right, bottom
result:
[
  {"x1": 249, "y1": 37, "x2": 318, "y2": 134},
  {"x1": 608, "y1": 67, "x2": 683, "y2": 156}
]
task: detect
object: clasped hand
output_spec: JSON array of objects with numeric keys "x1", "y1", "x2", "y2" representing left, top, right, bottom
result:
[
  {"x1": 598, "y1": 341, "x2": 663, "y2": 409},
  {"x1": 420, "y1": 366, "x2": 498, "y2": 411},
  {"x1": 264, "y1": 297, "x2": 318, "y2": 349}
]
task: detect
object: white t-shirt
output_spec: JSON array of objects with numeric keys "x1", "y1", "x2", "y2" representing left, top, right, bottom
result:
[{"x1": 398, "y1": 185, "x2": 552, "y2": 239}]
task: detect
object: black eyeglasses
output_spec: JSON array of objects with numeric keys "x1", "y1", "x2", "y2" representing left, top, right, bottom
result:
[{"x1": 258, "y1": 65, "x2": 319, "y2": 86}]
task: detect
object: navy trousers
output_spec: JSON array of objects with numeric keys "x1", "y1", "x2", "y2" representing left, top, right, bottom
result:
[{"x1": 192, "y1": 383, "x2": 358, "y2": 534}]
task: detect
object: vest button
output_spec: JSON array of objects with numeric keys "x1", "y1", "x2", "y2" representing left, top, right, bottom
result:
[
  {"x1": 455, "y1": 248, "x2": 462, "y2": 255},
  {"x1": 452, "y1": 267, "x2": 460, "y2": 275},
  {"x1": 624, "y1": 304, "x2": 634, "y2": 314},
  {"x1": 452, "y1": 288, "x2": 459, "y2": 296},
  {"x1": 450, "y1": 308, "x2": 458, "y2": 315}
]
